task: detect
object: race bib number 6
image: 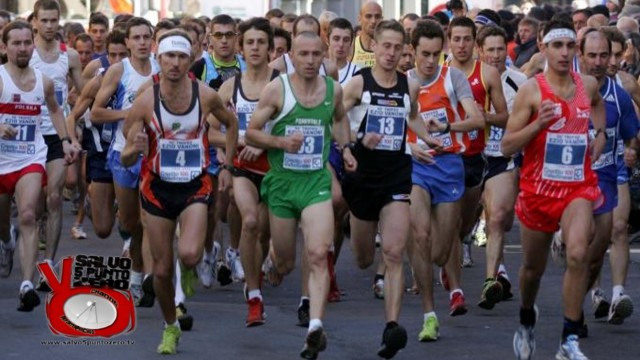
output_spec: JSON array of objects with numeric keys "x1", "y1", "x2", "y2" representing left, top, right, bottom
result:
[{"x1": 542, "y1": 133, "x2": 587, "y2": 182}]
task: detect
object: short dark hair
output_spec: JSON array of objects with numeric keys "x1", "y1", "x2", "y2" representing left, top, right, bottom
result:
[
  {"x1": 292, "y1": 14, "x2": 320, "y2": 36},
  {"x1": 2, "y1": 20, "x2": 33, "y2": 44},
  {"x1": 114, "y1": 14, "x2": 134, "y2": 26},
  {"x1": 401, "y1": 13, "x2": 420, "y2": 23},
  {"x1": 185, "y1": 17, "x2": 206, "y2": 39},
  {"x1": 211, "y1": 14, "x2": 236, "y2": 28},
  {"x1": 411, "y1": 19, "x2": 445, "y2": 49},
  {"x1": 519, "y1": 17, "x2": 540, "y2": 33},
  {"x1": 64, "y1": 22, "x2": 85, "y2": 39},
  {"x1": 125, "y1": 17, "x2": 153, "y2": 39},
  {"x1": 476, "y1": 25, "x2": 507, "y2": 48},
  {"x1": 282, "y1": 13, "x2": 298, "y2": 25},
  {"x1": 238, "y1": 17, "x2": 274, "y2": 51},
  {"x1": 34, "y1": 0, "x2": 60, "y2": 18},
  {"x1": 591, "y1": 5, "x2": 610, "y2": 19},
  {"x1": 89, "y1": 12, "x2": 109, "y2": 30},
  {"x1": 106, "y1": 29, "x2": 126, "y2": 48},
  {"x1": 543, "y1": 18, "x2": 575, "y2": 37},
  {"x1": 448, "y1": 16, "x2": 476, "y2": 39},
  {"x1": 273, "y1": 26, "x2": 292, "y2": 51},
  {"x1": 328, "y1": 18, "x2": 354, "y2": 40},
  {"x1": 265, "y1": 8, "x2": 285, "y2": 20},
  {"x1": 572, "y1": 8, "x2": 593, "y2": 19},
  {"x1": 154, "y1": 19, "x2": 177, "y2": 40},
  {"x1": 433, "y1": 12, "x2": 450, "y2": 27},
  {"x1": 179, "y1": 23, "x2": 201, "y2": 39},
  {"x1": 74, "y1": 33, "x2": 93, "y2": 48},
  {"x1": 374, "y1": 19, "x2": 405, "y2": 42},
  {"x1": 600, "y1": 26, "x2": 627, "y2": 51}
]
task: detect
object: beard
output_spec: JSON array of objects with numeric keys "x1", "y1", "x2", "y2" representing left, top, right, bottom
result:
[{"x1": 15, "y1": 57, "x2": 29, "y2": 68}]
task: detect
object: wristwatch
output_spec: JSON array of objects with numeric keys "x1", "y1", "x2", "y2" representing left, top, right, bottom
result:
[{"x1": 60, "y1": 136, "x2": 71, "y2": 144}]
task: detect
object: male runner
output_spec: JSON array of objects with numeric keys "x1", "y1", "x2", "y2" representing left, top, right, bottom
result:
[
  {"x1": 216, "y1": 17, "x2": 277, "y2": 327},
  {"x1": 502, "y1": 19, "x2": 606, "y2": 360},
  {"x1": 0, "y1": 20, "x2": 77, "y2": 311},
  {"x1": 29, "y1": 0, "x2": 83, "y2": 289},
  {"x1": 246, "y1": 31, "x2": 356, "y2": 359},
  {"x1": 442, "y1": 16, "x2": 508, "y2": 316},
  {"x1": 88, "y1": 12, "x2": 109, "y2": 59},
  {"x1": 350, "y1": 1, "x2": 383, "y2": 68},
  {"x1": 476, "y1": 25, "x2": 528, "y2": 310},
  {"x1": 406, "y1": 19, "x2": 485, "y2": 342},
  {"x1": 91, "y1": 17, "x2": 158, "y2": 306},
  {"x1": 122, "y1": 29, "x2": 237, "y2": 354},
  {"x1": 342, "y1": 20, "x2": 439, "y2": 358}
]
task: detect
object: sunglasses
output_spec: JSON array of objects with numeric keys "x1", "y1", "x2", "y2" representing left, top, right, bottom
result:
[{"x1": 211, "y1": 31, "x2": 237, "y2": 39}]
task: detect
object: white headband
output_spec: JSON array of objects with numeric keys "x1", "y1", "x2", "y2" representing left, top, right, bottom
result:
[
  {"x1": 542, "y1": 29, "x2": 577, "y2": 44},
  {"x1": 157, "y1": 35, "x2": 192, "y2": 56}
]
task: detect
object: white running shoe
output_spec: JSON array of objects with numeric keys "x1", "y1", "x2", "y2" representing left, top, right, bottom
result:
[
  {"x1": 608, "y1": 294, "x2": 634, "y2": 325},
  {"x1": 71, "y1": 224, "x2": 87, "y2": 240},
  {"x1": 555, "y1": 335, "x2": 589, "y2": 360},
  {"x1": 197, "y1": 255, "x2": 214, "y2": 288},
  {"x1": 551, "y1": 230, "x2": 566, "y2": 268},
  {"x1": 474, "y1": 219, "x2": 487, "y2": 247},
  {"x1": 122, "y1": 238, "x2": 131, "y2": 258},
  {"x1": 514, "y1": 306, "x2": 538, "y2": 360},
  {"x1": 225, "y1": 248, "x2": 245, "y2": 282},
  {"x1": 591, "y1": 288, "x2": 610, "y2": 319}
]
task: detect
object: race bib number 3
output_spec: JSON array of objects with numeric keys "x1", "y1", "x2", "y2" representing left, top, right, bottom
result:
[
  {"x1": 283, "y1": 125, "x2": 324, "y2": 171},
  {"x1": 365, "y1": 106, "x2": 405, "y2": 151},
  {"x1": 159, "y1": 139, "x2": 202, "y2": 183},
  {"x1": 421, "y1": 108, "x2": 452, "y2": 149},
  {"x1": 542, "y1": 133, "x2": 587, "y2": 182},
  {"x1": 485, "y1": 126, "x2": 504, "y2": 157}
]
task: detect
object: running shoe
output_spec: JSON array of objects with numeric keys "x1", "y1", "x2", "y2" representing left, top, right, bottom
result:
[
  {"x1": 478, "y1": 278, "x2": 503, "y2": 310},
  {"x1": 216, "y1": 260, "x2": 233, "y2": 286},
  {"x1": 17, "y1": 286, "x2": 41, "y2": 312},
  {"x1": 555, "y1": 334, "x2": 589, "y2": 360},
  {"x1": 462, "y1": 242, "x2": 474, "y2": 267},
  {"x1": 130, "y1": 283, "x2": 142, "y2": 306},
  {"x1": 474, "y1": 219, "x2": 487, "y2": 247},
  {"x1": 197, "y1": 255, "x2": 214, "y2": 289},
  {"x1": 139, "y1": 274, "x2": 155, "y2": 307},
  {"x1": 377, "y1": 322, "x2": 407, "y2": 359},
  {"x1": 121, "y1": 238, "x2": 131, "y2": 258},
  {"x1": 0, "y1": 232, "x2": 16, "y2": 278},
  {"x1": 591, "y1": 288, "x2": 610, "y2": 319},
  {"x1": 375, "y1": 232, "x2": 382, "y2": 247},
  {"x1": 157, "y1": 324, "x2": 181, "y2": 355},
  {"x1": 551, "y1": 230, "x2": 566, "y2": 268},
  {"x1": 373, "y1": 278, "x2": 385, "y2": 300},
  {"x1": 300, "y1": 327, "x2": 327, "y2": 360},
  {"x1": 449, "y1": 291, "x2": 468, "y2": 316},
  {"x1": 513, "y1": 306, "x2": 538, "y2": 360},
  {"x1": 71, "y1": 224, "x2": 87, "y2": 240},
  {"x1": 439, "y1": 267, "x2": 450, "y2": 292},
  {"x1": 608, "y1": 294, "x2": 634, "y2": 325},
  {"x1": 297, "y1": 298, "x2": 310, "y2": 327},
  {"x1": 246, "y1": 297, "x2": 265, "y2": 327},
  {"x1": 176, "y1": 303, "x2": 193, "y2": 331},
  {"x1": 497, "y1": 272, "x2": 514, "y2": 301},
  {"x1": 35, "y1": 275, "x2": 51, "y2": 292},
  {"x1": 261, "y1": 254, "x2": 282, "y2": 287},
  {"x1": 225, "y1": 247, "x2": 245, "y2": 282},
  {"x1": 418, "y1": 315, "x2": 439, "y2": 342}
]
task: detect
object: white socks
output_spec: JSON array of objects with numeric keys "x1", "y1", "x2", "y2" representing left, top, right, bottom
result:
[
  {"x1": 424, "y1": 312, "x2": 437, "y2": 322},
  {"x1": 130, "y1": 271, "x2": 143, "y2": 286},
  {"x1": 248, "y1": 289, "x2": 262, "y2": 301},
  {"x1": 308, "y1": 318, "x2": 322, "y2": 333},
  {"x1": 613, "y1": 285, "x2": 624, "y2": 302}
]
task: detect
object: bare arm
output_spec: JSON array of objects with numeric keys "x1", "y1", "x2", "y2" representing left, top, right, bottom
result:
[
  {"x1": 331, "y1": 83, "x2": 357, "y2": 171},
  {"x1": 342, "y1": 75, "x2": 363, "y2": 140},
  {"x1": 91, "y1": 63, "x2": 129, "y2": 124},
  {"x1": 406, "y1": 79, "x2": 436, "y2": 145},
  {"x1": 204, "y1": 84, "x2": 238, "y2": 164},
  {"x1": 66, "y1": 75, "x2": 101, "y2": 145},
  {"x1": 484, "y1": 64, "x2": 509, "y2": 127},
  {"x1": 501, "y1": 79, "x2": 543, "y2": 156},
  {"x1": 80, "y1": 58, "x2": 102, "y2": 88},
  {"x1": 246, "y1": 79, "x2": 294, "y2": 150},
  {"x1": 67, "y1": 48, "x2": 84, "y2": 93},
  {"x1": 583, "y1": 74, "x2": 607, "y2": 162},
  {"x1": 323, "y1": 59, "x2": 339, "y2": 81},
  {"x1": 45, "y1": 76, "x2": 75, "y2": 163},
  {"x1": 121, "y1": 87, "x2": 152, "y2": 167}
]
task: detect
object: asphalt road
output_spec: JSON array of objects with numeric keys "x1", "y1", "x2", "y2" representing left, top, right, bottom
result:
[{"x1": 1, "y1": 201, "x2": 639, "y2": 359}]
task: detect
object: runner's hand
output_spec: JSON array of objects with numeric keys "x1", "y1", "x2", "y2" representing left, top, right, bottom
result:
[
  {"x1": 624, "y1": 148, "x2": 638, "y2": 167},
  {"x1": 361, "y1": 132, "x2": 382, "y2": 150},
  {"x1": 281, "y1": 132, "x2": 304, "y2": 153},
  {"x1": 62, "y1": 140, "x2": 79, "y2": 164},
  {"x1": 0, "y1": 124, "x2": 17, "y2": 139},
  {"x1": 426, "y1": 118, "x2": 447, "y2": 133},
  {"x1": 239, "y1": 145, "x2": 264, "y2": 163},
  {"x1": 409, "y1": 143, "x2": 435, "y2": 164},
  {"x1": 535, "y1": 100, "x2": 557, "y2": 130},
  {"x1": 342, "y1": 148, "x2": 357, "y2": 172},
  {"x1": 422, "y1": 134, "x2": 443, "y2": 151},
  {"x1": 133, "y1": 131, "x2": 148, "y2": 157},
  {"x1": 218, "y1": 167, "x2": 231, "y2": 192}
]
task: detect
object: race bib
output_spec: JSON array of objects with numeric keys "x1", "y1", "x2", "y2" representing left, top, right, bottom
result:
[
  {"x1": 485, "y1": 126, "x2": 504, "y2": 157},
  {"x1": 468, "y1": 130, "x2": 478, "y2": 141},
  {"x1": 542, "y1": 133, "x2": 587, "y2": 182},
  {"x1": 420, "y1": 108, "x2": 452, "y2": 149},
  {"x1": 237, "y1": 102, "x2": 256, "y2": 138},
  {"x1": 54, "y1": 82, "x2": 65, "y2": 106},
  {"x1": 590, "y1": 128, "x2": 616, "y2": 170},
  {"x1": 365, "y1": 105, "x2": 406, "y2": 151},
  {"x1": 2, "y1": 115, "x2": 37, "y2": 155},
  {"x1": 283, "y1": 125, "x2": 324, "y2": 171},
  {"x1": 159, "y1": 138, "x2": 203, "y2": 183}
]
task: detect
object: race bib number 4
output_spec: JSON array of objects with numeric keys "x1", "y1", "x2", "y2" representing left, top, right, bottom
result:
[
  {"x1": 159, "y1": 139, "x2": 202, "y2": 183},
  {"x1": 542, "y1": 133, "x2": 587, "y2": 182},
  {"x1": 420, "y1": 108, "x2": 452, "y2": 149},
  {"x1": 1, "y1": 116, "x2": 37, "y2": 155},
  {"x1": 365, "y1": 105, "x2": 405, "y2": 151},
  {"x1": 283, "y1": 125, "x2": 324, "y2": 171}
]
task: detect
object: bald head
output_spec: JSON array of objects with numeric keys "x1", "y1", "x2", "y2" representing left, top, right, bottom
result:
[
  {"x1": 617, "y1": 16, "x2": 639, "y2": 34},
  {"x1": 359, "y1": 1, "x2": 383, "y2": 38},
  {"x1": 293, "y1": 31, "x2": 323, "y2": 49}
]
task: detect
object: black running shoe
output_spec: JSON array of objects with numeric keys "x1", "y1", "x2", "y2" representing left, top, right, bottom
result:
[
  {"x1": 497, "y1": 273, "x2": 513, "y2": 301},
  {"x1": 138, "y1": 274, "x2": 155, "y2": 308},
  {"x1": 176, "y1": 303, "x2": 194, "y2": 331},
  {"x1": 300, "y1": 327, "x2": 327, "y2": 359},
  {"x1": 17, "y1": 288, "x2": 41, "y2": 312},
  {"x1": 297, "y1": 299, "x2": 310, "y2": 327},
  {"x1": 216, "y1": 261, "x2": 233, "y2": 286},
  {"x1": 377, "y1": 321, "x2": 407, "y2": 359}
]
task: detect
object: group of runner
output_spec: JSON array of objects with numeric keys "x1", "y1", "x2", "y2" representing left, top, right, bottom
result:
[{"x1": 0, "y1": 0, "x2": 637, "y2": 359}]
